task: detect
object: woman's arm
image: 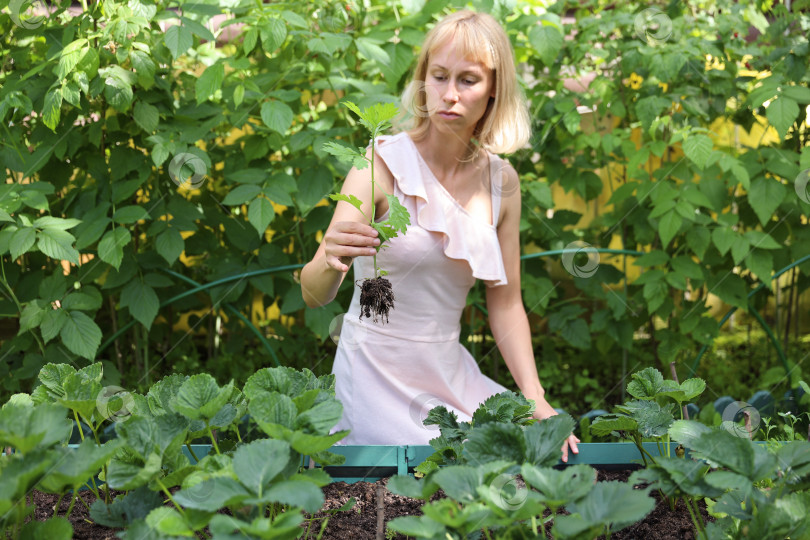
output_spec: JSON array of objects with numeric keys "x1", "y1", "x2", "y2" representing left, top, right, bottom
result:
[
  {"x1": 300, "y1": 146, "x2": 391, "y2": 308},
  {"x1": 485, "y1": 162, "x2": 580, "y2": 460}
]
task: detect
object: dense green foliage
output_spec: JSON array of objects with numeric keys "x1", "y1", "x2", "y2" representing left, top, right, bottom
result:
[
  {"x1": 0, "y1": 362, "x2": 349, "y2": 539},
  {"x1": 1, "y1": 0, "x2": 809, "y2": 417}
]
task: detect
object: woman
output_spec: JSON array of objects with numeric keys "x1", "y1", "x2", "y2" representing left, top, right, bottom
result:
[{"x1": 301, "y1": 10, "x2": 579, "y2": 461}]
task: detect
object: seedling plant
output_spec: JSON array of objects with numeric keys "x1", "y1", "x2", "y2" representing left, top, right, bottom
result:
[{"x1": 323, "y1": 101, "x2": 411, "y2": 323}]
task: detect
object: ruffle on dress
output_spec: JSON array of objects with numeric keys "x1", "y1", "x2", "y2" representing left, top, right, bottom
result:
[{"x1": 373, "y1": 132, "x2": 508, "y2": 287}]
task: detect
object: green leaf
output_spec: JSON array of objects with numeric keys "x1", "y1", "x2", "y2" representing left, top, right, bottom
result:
[
  {"x1": 32, "y1": 217, "x2": 81, "y2": 230},
  {"x1": 233, "y1": 439, "x2": 291, "y2": 494},
  {"x1": 561, "y1": 318, "x2": 591, "y2": 350},
  {"x1": 260, "y1": 18, "x2": 287, "y2": 52},
  {"x1": 179, "y1": 15, "x2": 215, "y2": 40},
  {"x1": 0, "y1": 403, "x2": 72, "y2": 453},
  {"x1": 260, "y1": 101, "x2": 293, "y2": 135},
  {"x1": 233, "y1": 84, "x2": 245, "y2": 107},
  {"x1": 712, "y1": 227, "x2": 735, "y2": 256},
  {"x1": 56, "y1": 39, "x2": 88, "y2": 79},
  {"x1": 172, "y1": 374, "x2": 234, "y2": 421},
  {"x1": 529, "y1": 25, "x2": 563, "y2": 66},
  {"x1": 60, "y1": 311, "x2": 102, "y2": 360},
  {"x1": 355, "y1": 37, "x2": 390, "y2": 65},
  {"x1": 133, "y1": 101, "x2": 159, "y2": 133},
  {"x1": 165, "y1": 25, "x2": 193, "y2": 59},
  {"x1": 97, "y1": 228, "x2": 130, "y2": 270},
  {"x1": 249, "y1": 392, "x2": 298, "y2": 434},
  {"x1": 242, "y1": 28, "x2": 258, "y2": 55},
  {"x1": 37, "y1": 229, "x2": 79, "y2": 264},
  {"x1": 730, "y1": 235, "x2": 750, "y2": 265},
  {"x1": 145, "y1": 507, "x2": 194, "y2": 537},
  {"x1": 683, "y1": 134, "x2": 713, "y2": 170},
  {"x1": 329, "y1": 193, "x2": 365, "y2": 215},
  {"x1": 19, "y1": 517, "x2": 72, "y2": 540},
  {"x1": 521, "y1": 464, "x2": 595, "y2": 507},
  {"x1": 658, "y1": 210, "x2": 682, "y2": 248},
  {"x1": 62, "y1": 289, "x2": 102, "y2": 312},
  {"x1": 387, "y1": 475, "x2": 429, "y2": 500},
  {"x1": 103, "y1": 71, "x2": 133, "y2": 112},
  {"x1": 248, "y1": 197, "x2": 274, "y2": 237},
  {"x1": 121, "y1": 280, "x2": 159, "y2": 330},
  {"x1": 618, "y1": 400, "x2": 673, "y2": 437},
  {"x1": 173, "y1": 477, "x2": 250, "y2": 511},
  {"x1": 113, "y1": 205, "x2": 150, "y2": 224},
  {"x1": 196, "y1": 63, "x2": 225, "y2": 105},
  {"x1": 41, "y1": 309, "x2": 68, "y2": 343},
  {"x1": 671, "y1": 256, "x2": 703, "y2": 280},
  {"x1": 89, "y1": 486, "x2": 163, "y2": 528},
  {"x1": 744, "y1": 230, "x2": 781, "y2": 249},
  {"x1": 154, "y1": 228, "x2": 183, "y2": 265},
  {"x1": 382, "y1": 194, "x2": 410, "y2": 236},
  {"x1": 590, "y1": 414, "x2": 638, "y2": 437},
  {"x1": 746, "y1": 250, "x2": 773, "y2": 286},
  {"x1": 40, "y1": 439, "x2": 121, "y2": 492},
  {"x1": 627, "y1": 367, "x2": 666, "y2": 399},
  {"x1": 43, "y1": 87, "x2": 63, "y2": 131},
  {"x1": 555, "y1": 481, "x2": 655, "y2": 536},
  {"x1": 322, "y1": 142, "x2": 368, "y2": 169},
  {"x1": 10, "y1": 227, "x2": 36, "y2": 260},
  {"x1": 766, "y1": 97, "x2": 799, "y2": 139},
  {"x1": 730, "y1": 163, "x2": 750, "y2": 189},
  {"x1": 748, "y1": 176, "x2": 787, "y2": 226},
  {"x1": 222, "y1": 184, "x2": 261, "y2": 206},
  {"x1": 524, "y1": 414, "x2": 577, "y2": 467},
  {"x1": 433, "y1": 465, "x2": 483, "y2": 503}
]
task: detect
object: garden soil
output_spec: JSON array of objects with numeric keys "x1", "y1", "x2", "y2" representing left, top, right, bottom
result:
[{"x1": 25, "y1": 469, "x2": 712, "y2": 539}]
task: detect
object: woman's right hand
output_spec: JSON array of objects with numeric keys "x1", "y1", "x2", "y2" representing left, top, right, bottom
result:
[{"x1": 322, "y1": 221, "x2": 381, "y2": 273}]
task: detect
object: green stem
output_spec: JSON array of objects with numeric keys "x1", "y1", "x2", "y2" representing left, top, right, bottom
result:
[
  {"x1": 684, "y1": 496, "x2": 705, "y2": 539},
  {"x1": 185, "y1": 442, "x2": 200, "y2": 463},
  {"x1": 73, "y1": 410, "x2": 85, "y2": 442},
  {"x1": 207, "y1": 425, "x2": 221, "y2": 455},
  {"x1": 370, "y1": 130, "x2": 379, "y2": 277},
  {"x1": 52, "y1": 493, "x2": 65, "y2": 518},
  {"x1": 156, "y1": 477, "x2": 187, "y2": 518}
]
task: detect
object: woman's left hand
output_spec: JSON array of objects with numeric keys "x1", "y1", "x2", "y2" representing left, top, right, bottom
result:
[{"x1": 532, "y1": 398, "x2": 580, "y2": 463}]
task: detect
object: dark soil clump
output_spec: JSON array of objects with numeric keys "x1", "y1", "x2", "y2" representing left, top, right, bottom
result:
[{"x1": 358, "y1": 277, "x2": 394, "y2": 323}]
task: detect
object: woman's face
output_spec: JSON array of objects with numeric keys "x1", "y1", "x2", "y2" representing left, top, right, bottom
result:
[{"x1": 423, "y1": 38, "x2": 495, "y2": 136}]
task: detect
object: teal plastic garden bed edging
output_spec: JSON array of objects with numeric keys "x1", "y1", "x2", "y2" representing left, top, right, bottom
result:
[{"x1": 59, "y1": 441, "x2": 767, "y2": 490}]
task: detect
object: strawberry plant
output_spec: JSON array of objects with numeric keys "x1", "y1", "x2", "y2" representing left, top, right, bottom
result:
[
  {"x1": 1, "y1": 362, "x2": 352, "y2": 538},
  {"x1": 387, "y1": 393, "x2": 655, "y2": 538},
  {"x1": 323, "y1": 101, "x2": 411, "y2": 323},
  {"x1": 590, "y1": 367, "x2": 706, "y2": 464}
]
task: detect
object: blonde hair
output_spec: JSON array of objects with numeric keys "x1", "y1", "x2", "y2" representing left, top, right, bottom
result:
[{"x1": 398, "y1": 9, "x2": 531, "y2": 156}]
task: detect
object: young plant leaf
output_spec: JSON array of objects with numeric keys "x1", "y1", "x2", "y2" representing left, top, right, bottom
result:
[
  {"x1": 322, "y1": 141, "x2": 369, "y2": 170},
  {"x1": 329, "y1": 193, "x2": 365, "y2": 215}
]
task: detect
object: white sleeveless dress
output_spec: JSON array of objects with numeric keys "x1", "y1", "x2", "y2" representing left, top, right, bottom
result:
[{"x1": 331, "y1": 131, "x2": 510, "y2": 445}]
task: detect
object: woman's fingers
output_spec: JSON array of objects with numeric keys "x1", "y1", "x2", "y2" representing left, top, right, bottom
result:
[
  {"x1": 323, "y1": 222, "x2": 381, "y2": 272},
  {"x1": 559, "y1": 434, "x2": 580, "y2": 463}
]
